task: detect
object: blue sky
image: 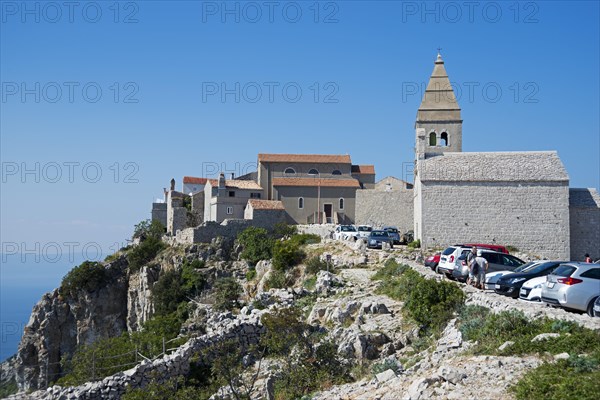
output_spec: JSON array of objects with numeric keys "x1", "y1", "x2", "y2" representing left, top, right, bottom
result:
[{"x1": 1, "y1": 1, "x2": 599, "y2": 287}]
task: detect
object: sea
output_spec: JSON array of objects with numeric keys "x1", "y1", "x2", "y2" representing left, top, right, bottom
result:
[{"x1": 1, "y1": 255, "x2": 86, "y2": 362}]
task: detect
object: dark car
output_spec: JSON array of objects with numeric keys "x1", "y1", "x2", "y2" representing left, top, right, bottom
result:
[
  {"x1": 425, "y1": 252, "x2": 441, "y2": 270},
  {"x1": 400, "y1": 230, "x2": 414, "y2": 245},
  {"x1": 383, "y1": 226, "x2": 401, "y2": 244},
  {"x1": 494, "y1": 261, "x2": 566, "y2": 298},
  {"x1": 367, "y1": 230, "x2": 394, "y2": 249},
  {"x1": 451, "y1": 250, "x2": 525, "y2": 281}
]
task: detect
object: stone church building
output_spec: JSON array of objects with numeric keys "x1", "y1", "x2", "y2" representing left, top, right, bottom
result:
[{"x1": 412, "y1": 53, "x2": 599, "y2": 261}]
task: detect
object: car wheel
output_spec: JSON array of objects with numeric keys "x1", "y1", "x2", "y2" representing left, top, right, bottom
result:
[
  {"x1": 587, "y1": 297, "x2": 598, "y2": 317},
  {"x1": 435, "y1": 265, "x2": 440, "y2": 274}
]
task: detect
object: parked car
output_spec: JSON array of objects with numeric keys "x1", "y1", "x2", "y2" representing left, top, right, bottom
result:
[
  {"x1": 494, "y1": 261, "x2": 566, "y2": 298},
  {"x1": 519, "y1": 276, "x2": 547, "y2": 302},
  {"x1": 458, "y1": 243, "x2": 510, "y2": 254},
  {"x1": 450, "y1": 249, "x2": 525, "y2": 281},
  {"x1": 425, "y1": 252, "x2": 441, "y2": 270},
  {"x1": 542, "y1": 262, "x2": 600, "y2": 316},
  {"x1": 334, "y1": 225, "x2": 358, "y2": 241},
  {"x1": 400, "y1": 230, "x2": 414, "y2": 245},
  {"x1": 382, "y1": 226, "x2": 401, "y2": 244},
  {"x1": 594, "y1": 296, "x2": 600, "y2": 317},
  {"x1": 438, "y1": 244, "x2": 515, "y2": 277},
  {"x1": 485, "y1": 261, "x2": 542, "y2": 290},
  {"x1": 367, "y1": 230, "x2": 394, "y2": 249},
  {"x1": 356, "y1": 225, "x2": 373, "y2": 240}
]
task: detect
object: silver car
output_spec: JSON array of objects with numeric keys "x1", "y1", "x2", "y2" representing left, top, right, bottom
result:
[{"x1": 541, "y1": 262, "x2": 600, "y2": 316}]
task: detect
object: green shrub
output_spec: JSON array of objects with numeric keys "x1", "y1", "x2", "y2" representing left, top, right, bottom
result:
[
  {"x1": 403, "y1": 277, "x2": 465, "y2": 331},
  {"x1": 289, "y1": 233, "x2": 321, "y2": 246},
  {"x1": 133, "y1": 219, "x2": 165, "y2": 240},
  {"x1": 213, "y1": 277, "x2": 242, "y2": 311},
  {"x1": 60, "y1": 261, "x2": 109, "y2": 296},
  {"x1": 152, "y1": 264, "x2": 205, "y2": 317},
  {"x1": 511, "y1": 358, "x2": 600, "y2": 400},
  {"x1": 372, "y1": 359, "x2": 402, "y2": 376},
  {"x1": 127, "y1": 236, "x2": 166, "y2": 272},
  {"x1": 407, "y1": 239, "x2": 421, "y2": 248},
  {"x1": 272, "y1": 240, "x2": 305, "y2": 271},
  {"x1": 371, "y1": 258, "x2": 409, "y2": 281},
  {"x1": 273, "y1": 222, "x2": 298, "y2": 238},
  {"x1": 246, "y1": 268, "x2": 257, "y2": 281},
  {"x1": 458, "y1": 305, "x2": 490, "y2": 341},
  {"x1": 237, "y1": 227, "x2": 274, "y2": 265},
  {"x1": 0, "y1": 378, "x2": 17, "y2": 398},
  {"x1": 264, "y1": 269, "x2": 288, "y2": 289},
  {"x1": 305, "y1": 256, "x2": 328, "y2": 275}
]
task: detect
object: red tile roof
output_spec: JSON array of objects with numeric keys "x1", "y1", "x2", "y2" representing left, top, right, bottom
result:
[
  {"x1": 183, "y1": 176, "x2": 209, "y2": 184},
  {"x1": 272, "y1": 177, "x2": 361, "y2": 188},
  {"x1": 351, "y1": 165, "x2": 375, "y2": 174},
  {"x1": 258, "y1": 154, "x2": 352, "y2": 164},
  {"x1": 247, "y1": 200, "x2": 285, "y2": 210}
]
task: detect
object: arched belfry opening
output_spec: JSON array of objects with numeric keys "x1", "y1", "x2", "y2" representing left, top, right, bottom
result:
[
  {"x1": 429, "y1": 132, "x2": 437, "y2": 146},
  {"x1": 441, "y1": 132, "x2": 448, "y2": 146}
]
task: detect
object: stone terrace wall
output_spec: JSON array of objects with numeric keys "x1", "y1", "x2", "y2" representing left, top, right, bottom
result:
[
  {"x1": 569, "y1": 188, "x2": 600, "y2": 261},
  {"x1": 356, "y1": 189, "x2": 414, "y2": 231},
  {"x1": 9, "y1": 310, "x2": 266, "y2": 400},
  {"x1": 420, "y1": 181, "x2": 570, "y2": 259}
]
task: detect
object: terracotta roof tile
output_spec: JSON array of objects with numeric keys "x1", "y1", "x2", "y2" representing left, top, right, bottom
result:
[
  {"x1": 247, "y1": 200, "x2": 285, "y2": 210},
  {"x1": 258, "y1": 154, "x2": 352, "y2": 164},
  {"x1": 225, "y1": 180, "x2": 263, "y2": 190},
  {"x1": 183, "y1": 176, "x2": 209, "y2": 184},
  {"x1": 351, "y1": 165, "x2": 376, "y2": 174},
  {"x1": 272, "y1": 177, "x2": 361, "y2": 188}
]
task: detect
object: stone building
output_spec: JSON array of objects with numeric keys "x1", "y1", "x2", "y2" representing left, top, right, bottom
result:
[
  {"x1": 257, "y1": 153, "x2": 374, "y2": 224},
  {"x1": 412, "y1": 53, "x2": 599, "y2": 260},
  {"x1": 203, "y1": 173, "x2": 264, "y2": 223},
  {"x1": 244, "y1": 199, "x2": 288, "y2": 226},
  {"x1": 355, "y1": 176, "x2": 414, "y2": 232}
]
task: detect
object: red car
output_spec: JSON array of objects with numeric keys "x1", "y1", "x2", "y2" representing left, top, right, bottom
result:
[
  {"x1": 425, "y1": 252, "x2": 441, "y2": 270},
  {"x1": 458, "y1": 243, "x2": 509, "y2": 254}
]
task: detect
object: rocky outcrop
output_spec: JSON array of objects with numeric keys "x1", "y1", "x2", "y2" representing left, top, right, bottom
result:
[
  {"x1": 15, "y1": 258, "x2": 129, "y2": 392},
  {"x1": 126, "y1": 266, "x2": 159, "y2": 332}
]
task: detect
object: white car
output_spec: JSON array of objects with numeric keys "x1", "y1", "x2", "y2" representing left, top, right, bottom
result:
[
  {"x1": 542, "y1": 262, "x2": 600, "y2": 316},
  {"x1": 356, "y1": 225, "x2": 372, "y2": 240},
  {"x1": 484, "y1": 261, "x2": 542, "y2": 290},
  {"x1": 334, "y1": 225, "x2": 358, "y2": 241},
  {"x1": 518, "y1": 276, "x2": 546, "y2": 302}
]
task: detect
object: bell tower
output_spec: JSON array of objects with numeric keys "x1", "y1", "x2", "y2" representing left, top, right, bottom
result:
[{"x1": 415, "y1": 52, "x2": 462, "y2": 160}]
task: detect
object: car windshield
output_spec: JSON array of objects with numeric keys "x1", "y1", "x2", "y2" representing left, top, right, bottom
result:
[
  {"x1": 384, "y1": 228, "x2": 398, "y2": 233},
  {"x1": 551, "y1": 265, "x2": 576, "y2": 277},
  {"x1": 358, "y1": 226, "x2": 372, "y2": 232},
  {"x1": 371, "y1": 231, "x2": 387, "y2": 237},
  {"x1": 341, "y1": 226, "x2": 356, "y2": 232},
  {"x1": 442, "y1": 247, "x2": 456, "y2": 256}
]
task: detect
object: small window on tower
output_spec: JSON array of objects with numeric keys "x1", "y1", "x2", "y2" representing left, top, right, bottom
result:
[
  {"x1": 429, "y1": 132, "x2": 437, "y2": 146},
  {"x1": 441, "y1": 132, "x2": 448, "y2": 146}
]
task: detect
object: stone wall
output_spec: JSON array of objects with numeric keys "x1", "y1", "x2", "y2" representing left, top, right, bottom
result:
[
  {"x1": 151, "y1": 203, "x2": 167, "y2": 227},
  {"x1": 355, "y1": 189, "x2": 414, "y2": 232},
  {"x1": 246, "y1": 209, "x2": 289, "y2": 227},
  {"x1": 9, "y1": 310, "x2": 265, "y2": 400},
  {"x1": 569, "y1": 188, "x2": 600, "y2": 261},
  {"x1": 420, "y1": 181, "x2": 570, "y2": 259}
]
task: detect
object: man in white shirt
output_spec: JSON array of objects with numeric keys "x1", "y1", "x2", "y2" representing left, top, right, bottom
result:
[{"x1": 475, "y1": 249, "x2": 489, "y2": 290}]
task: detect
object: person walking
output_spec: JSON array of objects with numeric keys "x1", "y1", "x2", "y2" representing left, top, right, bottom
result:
[
  {"x1": 585, "y1": 253, "x2": 592, "y2": 263},
  {"x1": 466, "y1": 246, "x2": 477, "y2": 286},
  {"x1": 475, "y1": 249, "x2": 488, "y2": 290}
]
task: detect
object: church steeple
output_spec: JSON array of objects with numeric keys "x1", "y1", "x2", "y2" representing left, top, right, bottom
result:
[{"x1": 415, "y1": 52, "x2": 463, "y2": 159}]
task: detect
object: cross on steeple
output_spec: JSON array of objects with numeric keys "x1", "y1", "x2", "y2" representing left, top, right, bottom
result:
[{"x1": 437, "y1": 47, "x2": 442, "y2": 55}]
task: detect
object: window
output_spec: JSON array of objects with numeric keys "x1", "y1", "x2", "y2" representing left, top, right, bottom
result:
[
  {"x1": 440, "y1": 132, "x2": 448, "y2": 146},
  {"x1": 284, "y1": 167, "x2": 296, "y2": 175},
  {"x1": 308, "y1": 168, "x2": 319, "y2": 175},
  {"x1": 228, "y1": 191, "x2": 235, "y2": 197},
  {"x1": 226, "y1": 206, "x2": 233, "y2": 215},
  {"x1": 332, "y1": 170, "x2": 342, "y2": 175},
  {"x1": 339, "y1": 198, "x2": 344, "y2": 210},
  {"x1": 250, "y1": 193, "x2": 261, "y2": 199},
  {"x1": 580, "y1": 268, "x2": 600, "y2": 280},
  {"x1": 429, "y1": 132, "x2": 437, "y2": 146},
  {"x1": 298, "y1": 197, "x2": 304, "y2": 209}
]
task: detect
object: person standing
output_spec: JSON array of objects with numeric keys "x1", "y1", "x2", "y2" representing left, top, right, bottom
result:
[
  {"x1": 466, "y1": 246, "x2": 477, "y2": 286},
  {"x1": 585, "y1": 253, "x2": 592, "y2": 263},
  {"x1": 475, "y1": 249, "x2": 488, "y2": 290}
]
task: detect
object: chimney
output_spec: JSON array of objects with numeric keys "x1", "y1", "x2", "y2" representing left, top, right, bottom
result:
[
  {"x1": 218, "y1": 172, "x2": 226, "y2": 189},
  {"x1": 163, "y1": 188, "x2": 168, "y2": 202},
  {"x1": 230, "y1": 172, "x2": 235, "y2": 180},
  {"x1": 170, "y1": 178, "x2": 176, "y2": 191}
]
